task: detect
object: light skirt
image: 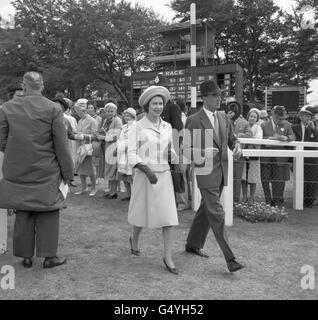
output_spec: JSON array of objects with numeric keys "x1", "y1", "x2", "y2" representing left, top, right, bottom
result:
[
  {"x1": 128, "y1": 169, "x2": 178, "y2": 229},
  {"x1": 242, "y1": 159, "x2": 260, "y2": 184}
]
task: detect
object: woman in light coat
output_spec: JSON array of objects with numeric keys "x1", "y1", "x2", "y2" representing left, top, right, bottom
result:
[
  {"x1": 74, "y1": 99, "x2": 98, "y2": 196},
  {"x1": 96, "y1": 102, "x2": 122, "y2": 199},
  {"x1": 117, "y1": 107, "x2": 137, "y2": 201},
  {"x1": 128, "y1": 86, "x2": 179, "y2": 275}
]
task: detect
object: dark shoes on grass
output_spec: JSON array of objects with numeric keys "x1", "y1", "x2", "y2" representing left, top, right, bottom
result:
[
  {"x1": 22, "y1": 258, "x2": 33, "y2": 268},
  {"x1": 43, "y1": 257, "x2": 67, "y2": 269},
  {"x1": 22, "y1": 256, "x2": 67, "y2": 269},
  {"x1": 227, "y1": 259, "x2": 245, "y2": 273},
  {"x1": 185, "y1": 245, "x2": 209, "y2": 258}
]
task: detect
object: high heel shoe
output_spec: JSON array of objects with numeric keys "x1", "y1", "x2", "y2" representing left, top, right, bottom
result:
[
  {"x1": 129, "y1": 237, "x2": 141, "y2": 256},
  {"x1": 163, "y1": 258, "x2": 179, "y2": 275}
]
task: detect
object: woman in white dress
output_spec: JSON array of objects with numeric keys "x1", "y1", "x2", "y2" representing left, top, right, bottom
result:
[{"x1": 127, "y1": 86, "x2": 179, "y2": 275}]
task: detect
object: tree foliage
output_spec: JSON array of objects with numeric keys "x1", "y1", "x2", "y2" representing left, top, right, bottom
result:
[
  {"x1": 9, "y1": 0, "x2": 165, "y2": 101},
  {"x1": 170, "y1": 0, "x2": 318, "y2": 102}
]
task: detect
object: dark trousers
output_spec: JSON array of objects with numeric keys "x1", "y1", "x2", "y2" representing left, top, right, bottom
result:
[
  {"x1": 13, "y1": 210, "x2": 60, "y2": 258},
  {"x1": 233, "y1": 159, "x2": 244, "y2": 202},
  {"x1": 186, "y1": 187, "x2": 235, "y2": 262},
  {"x1": 261, "y1": 162, "x2": 286, "y2": 205}
]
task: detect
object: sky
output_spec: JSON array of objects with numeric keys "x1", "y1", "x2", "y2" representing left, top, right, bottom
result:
[{"x1": 0, "y1": 0, "x2": 317, "y2": 103}]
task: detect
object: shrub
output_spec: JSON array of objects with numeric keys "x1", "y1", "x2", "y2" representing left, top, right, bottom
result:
[{"x1": 234, "y1": 202, "x2": 288, "y2": 223}]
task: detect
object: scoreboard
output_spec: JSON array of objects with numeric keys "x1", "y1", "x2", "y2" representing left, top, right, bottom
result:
[{"x1": 131, "y1": 64, "x2": 244, "y2": 107}]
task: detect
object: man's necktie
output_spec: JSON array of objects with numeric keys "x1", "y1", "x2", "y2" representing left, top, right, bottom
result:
[{"x1": 212, "y1": 112, "x2": 220, "y2": 144}]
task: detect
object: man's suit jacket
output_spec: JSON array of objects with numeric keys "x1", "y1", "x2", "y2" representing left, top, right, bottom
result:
[
  {"x1": 161, "y1": 100, "x2": 183, "y2": 150},
  {"x1": 292, "y1": 123, "x2": 318, "y2": 165},
  {"x1": 292, "y1": 123, "x2": 318, "y2": 144},
  {"x1": 183, "y1": 108, "x2": 238, "y2": 189},
  {"x1": 161, "y1": 100, "x2": 183, "y2": 132},
  {"x1": 261, "y1": 119, "x2": 295, "y2": 165}
]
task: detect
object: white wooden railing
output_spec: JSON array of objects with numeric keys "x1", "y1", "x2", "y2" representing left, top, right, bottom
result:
[
  {"x1": 0, "y1": 152, "x2": 7, "y2": 254},
  {"x1": 192, "y1": 138, "x2": 318, "y2": 226}
]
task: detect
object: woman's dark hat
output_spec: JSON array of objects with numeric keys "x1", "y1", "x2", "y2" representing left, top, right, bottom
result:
[
  {"x1": 199, "y1": 79, "x2": 222, "y2": 97},
  {"x1": 52, "y1": 97, "x2": 69, "y2": 111}
]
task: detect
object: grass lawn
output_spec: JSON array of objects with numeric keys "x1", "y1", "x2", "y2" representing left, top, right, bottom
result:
[{"x1": 0, "y1": 182, "x2": 317, "y2": 300}]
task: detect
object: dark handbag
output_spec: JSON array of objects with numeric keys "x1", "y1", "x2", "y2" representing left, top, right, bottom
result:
[
  {"x1": 170, "y1": 163, "x2": 185, "y2": 193},
  {"x1": 167, "y1": 142, "x2": 185, "y2": 193}
]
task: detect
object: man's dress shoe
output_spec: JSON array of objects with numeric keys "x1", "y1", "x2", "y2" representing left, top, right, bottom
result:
[
  {"x1": 22, "y1": 258, "x2": 33, "y2": 268},
  {"x1": 227, "y1": 259, "x2": 245, "y2": 272},
  {"x1": 43, "y1": 257, "x2": 67, "y2": 269},
  {"x1": 185, "y1": 246, "x2": 209, "y2": 258}
]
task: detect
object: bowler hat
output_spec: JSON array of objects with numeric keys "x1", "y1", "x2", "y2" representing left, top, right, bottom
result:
[{"x1": 199, "y1": 79, "x2": 221, "y2": 97}]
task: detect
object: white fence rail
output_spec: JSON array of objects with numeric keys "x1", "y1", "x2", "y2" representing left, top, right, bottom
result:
[
  {"x1": 0, "y1": 152, "x2": 7, "y2": 254},
  {"x1": 192, "y1": 138, "x2": 318, "y2": 226}
]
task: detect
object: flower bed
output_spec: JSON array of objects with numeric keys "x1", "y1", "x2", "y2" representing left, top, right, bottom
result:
[{"x1": 234, "y1": 202, "x2": 288, "y2": 223}]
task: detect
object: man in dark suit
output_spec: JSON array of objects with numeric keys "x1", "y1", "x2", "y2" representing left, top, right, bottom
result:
[
  {"x1": 260, "y1": 106, "x2": 295, "y2": 207},
  {"x1": 292, "y1": 106, "x2": 318, "y2": 207},
  {"x1": 183, "y1": 79, "x2": 245, "y2": 273}
]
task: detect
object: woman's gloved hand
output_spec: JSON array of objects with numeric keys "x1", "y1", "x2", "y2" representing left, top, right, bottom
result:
[{"x1": 134, "y1": 163, "x2": 158, "y2": 184}]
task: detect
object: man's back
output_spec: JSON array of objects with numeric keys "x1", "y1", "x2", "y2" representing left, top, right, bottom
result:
[
  {"x1": 1, "y1": 95, "x2": 65, "y2": 181},
  {"x1": 0, "y1": 93, "x2": 73, "y2": 211}
]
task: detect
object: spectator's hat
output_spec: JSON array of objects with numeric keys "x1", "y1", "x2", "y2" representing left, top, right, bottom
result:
[
  {"x1": 199, "y1": 79, "x2": 222, "y2": 97},
  {"x1": 75, "y1": 98, "x2": 88, "y2": 111},
  {"x1": 299, "y1": 105, "x2": 313, "y2": 115},
  {"x1": 53, "y1": 97, "x2": 69, "y2": 111},
  {"x1": 64, "y1": 98, "x2": 73, "y2": 108},
  {"x1": 138, "y1": 85, "x2": 170, "y2": 107},
  {"x1": 123, "y1": 107, "x2": 136, "y2": 118},
  {"x1": 104, "y1": 102, "x2": 117, "y2": 111},
  {"x1": 260, "y1": 110, "x2": 268, "y2": 118}
]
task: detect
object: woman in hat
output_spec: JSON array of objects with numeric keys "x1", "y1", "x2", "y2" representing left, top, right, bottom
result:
[
  {"x1": 87, "y1": 101, "x2": 102, "y2": 183},
  {"x1": 127, "y1": 86, "x2": 179, "y2": 275},
  {"x1": 52, "y1": 97, "x2": 78, "y2": 176},
  {"x1": 74, "y1": 99, "x2": 99, "y2": 196},
  {"x1": 240, "y1": 108, "x2": 263, "y2": 205},
  {"x1": 117, "y1": 107, "x2": 137, "y2": 201},
  {"x1": 96, "y1": 102, "x2": 122, "y2": 199}
]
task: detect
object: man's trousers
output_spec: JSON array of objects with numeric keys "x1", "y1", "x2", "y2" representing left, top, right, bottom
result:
[
  {"x1": 186, "y1": 187, "x2": 235, "y2": 263},
  {"x1": 13, "y1": 210, "x2": 60, "y2": 258}
]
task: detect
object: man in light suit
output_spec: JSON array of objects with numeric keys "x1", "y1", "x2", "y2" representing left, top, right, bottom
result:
[
  {"x1": 183, "y1": 79, "x2": 245, "y2": 273},
  {"x1": 260, "y1": 106, "x2": 295, "y2": 207}
]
